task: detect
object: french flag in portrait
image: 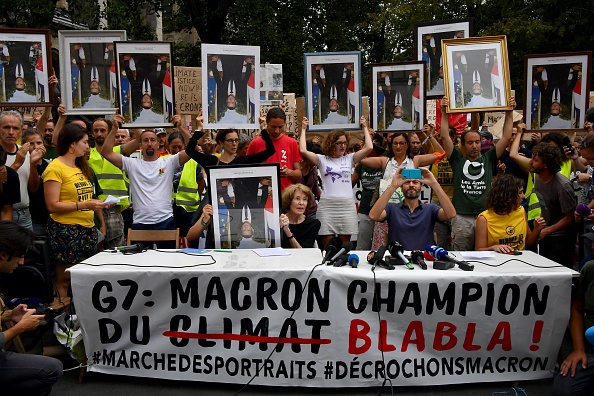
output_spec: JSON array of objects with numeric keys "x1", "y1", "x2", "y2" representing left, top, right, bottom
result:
[
  {"x1": 163, "y1": 70, "x2": 173, "y2": 120},
  {"x1": 247, "y1": 68, "x2": 257, "y2": 119},
  {"x1": 411, "y1": 84, "x2": 421, "y2": 128},
  {"x1": 35, "y1": 56, "x2": 46, "y2": 101},
  {"x1": 347, "y1": 73, "x2": 356, "y2": 119},
  {"x1": 263, "y1": 192, "x2": 276, "y2": 248},
  {"x1": 491, "y1": 62, "x2": 502, "y2": 106},
  {"x1": 572, "y1": 75, "x2": 583, "y2": 127},
  {"x1": 110, "y1": 59, "x2": 117, "y2": 107}
]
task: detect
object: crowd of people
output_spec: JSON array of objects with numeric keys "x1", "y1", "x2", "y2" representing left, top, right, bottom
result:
[{"x1": 2, "y1": 66, "x2": 594, "y2": 393}]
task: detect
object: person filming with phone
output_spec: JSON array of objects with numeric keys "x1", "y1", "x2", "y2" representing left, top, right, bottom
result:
[{"x1": 369, "y1": 166, "x2": 456, "y2": 250}]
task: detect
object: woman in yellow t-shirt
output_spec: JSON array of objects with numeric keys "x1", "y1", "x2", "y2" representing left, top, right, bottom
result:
[
  {"x1": 475, "y1": 174, "x2": 545, "y2": 253},
  {"x1": 43, "y1": 123, "x2": 106, "y2": 298}
]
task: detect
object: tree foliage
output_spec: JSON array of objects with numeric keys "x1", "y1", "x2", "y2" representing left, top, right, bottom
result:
[{"x1": 0, "y1": 0, "x2": 56, "y2": 29}]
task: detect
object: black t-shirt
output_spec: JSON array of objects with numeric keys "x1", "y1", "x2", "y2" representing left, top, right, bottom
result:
[
  {"x1": 281, "y1": 216, "x2": 321, "y2": 248},
  {"x1": 0, "y1": 165, "x2": 21, "y2": 207}
]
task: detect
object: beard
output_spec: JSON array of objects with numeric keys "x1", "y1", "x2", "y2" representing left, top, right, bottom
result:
[
  {"x1": 145, "y1": 148, "x2": 155, "y2": 157},
  {"x1": 404, "y1": 189, "x2": 421, "y2": 199}
]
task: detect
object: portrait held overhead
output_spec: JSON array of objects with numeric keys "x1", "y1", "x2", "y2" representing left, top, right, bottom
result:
[
  {"x1": 304, "y1": 51, "x2": 362, "y2": 131},
  {"x1": 414, "y1": 19, "x2": 472, "y2": 99},
  {"x1": 442, "y1": 35, "x2": 512, "y2": 113},
  {"x1": 114, "y1": 41, "x2": 174, "y2": 128},
  {"x1": 58, "y1": 30, "x2": 127, "y2": 115},
  {"x1": 524, "y1": 52, "x2": 592, "y2": 131},
  {"x1": 0, "y1": 28, "x2": 52, "y2": 106},
  {"x1": 371, "y1": 62, "x2": 426, "y2": 132},
  {"x1": 201, "y1": 43, "x2": 260, "y2": 130}
]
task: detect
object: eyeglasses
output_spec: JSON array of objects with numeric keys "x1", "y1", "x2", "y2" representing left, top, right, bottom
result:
[
  {"x1": 335, "y1": 141, "x2": 348, "y2": 146},
  {"x1": 393, "y1": 141, "x2": 408, "y2": 146},
  {"x1": 225, "y1": 139, "x2": 240, "y2": 144}
]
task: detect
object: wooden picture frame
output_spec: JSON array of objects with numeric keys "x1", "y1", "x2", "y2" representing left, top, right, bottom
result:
[{"x1": 442, "y1": 35, "x2": 512, "y2": 113}]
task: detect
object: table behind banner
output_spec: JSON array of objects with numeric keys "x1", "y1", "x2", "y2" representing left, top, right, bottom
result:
[{"x1": 70, "y1": 249, "x2": 575, "y2": 387}]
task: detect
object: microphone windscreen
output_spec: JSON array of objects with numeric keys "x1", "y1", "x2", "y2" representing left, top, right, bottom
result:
[
  {"x1": 586, "y1": 326, "x2": 594, "y2": 346},
  {"x1": 424, "y1": 250, "x2": 436, "y2": 261},
  {"x1": 348, "y1": 253, "x2": 359, "y2": 265},
  {"x1": 576, "y1": 203, "x2": 592, "y2": 217}
]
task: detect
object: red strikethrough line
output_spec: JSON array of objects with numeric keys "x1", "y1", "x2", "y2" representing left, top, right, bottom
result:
[{"x1": 162, "y1": 331, "x2": 331, "y2": 345}]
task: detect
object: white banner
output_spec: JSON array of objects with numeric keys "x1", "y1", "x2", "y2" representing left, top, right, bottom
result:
[{"x1": 71, "y1": 252, "x2": 571, "y2": 387}]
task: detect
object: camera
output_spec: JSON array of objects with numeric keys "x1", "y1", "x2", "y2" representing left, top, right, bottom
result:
[{"x1": 401, "y1": 168, "x2": 422, "y2": 179}]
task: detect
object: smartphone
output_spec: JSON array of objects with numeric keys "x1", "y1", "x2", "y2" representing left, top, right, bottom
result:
[
  {"x1": 561, "y1": 135, "x2": 576, "y2": 156},
  {"x1": 401, "y1": 168, "x2": 422, "y2": 179}
]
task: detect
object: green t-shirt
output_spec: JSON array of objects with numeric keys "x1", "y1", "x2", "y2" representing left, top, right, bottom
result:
[
  {"x1": 449, "y1": 146, "x2": 498, "y2": 215},
  {"x1": 44, "y1": 145, "x2": 57, "y2": 160}
]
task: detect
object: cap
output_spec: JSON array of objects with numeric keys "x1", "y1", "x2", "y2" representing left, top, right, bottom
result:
[
  {"x1": 480, "y1": 131, "x2": 493, "y2": 141},
  {"x1": 154, "y1": 128, "x2": 166, "y2": 135}
]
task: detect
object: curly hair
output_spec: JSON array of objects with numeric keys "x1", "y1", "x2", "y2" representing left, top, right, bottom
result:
[
  {"x1": 386, "y1": 132, "x2": 411, "y2": 159},
  {"x1": 321, "y1": 129, "x2": 347, "y2": 157},
  {"x1": 282, "y1": 183, "x2": 315, "y2": 212},
  {"x1": 531, "y1": 142, "x2": 563, "y2": 174},
  {"x1": 541, "y1": 132, "x2": 565, "y2": 151},
  {"x1": 486, "y1": 174, "x2": 523, "y2": 215}
]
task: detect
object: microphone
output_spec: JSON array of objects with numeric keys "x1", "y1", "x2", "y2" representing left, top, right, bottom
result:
[
  {"x1": 576, "y1": 203, "x2": 592, "y2": 217},
  {"x1": 586, "y1": 326, "x2": 594, "y2": 346},
  {"x1": 387, "y1": 241, "x2": 414, "y2": 269},
  {"x1": 410, "y1": 250, "x2": 427, "y2": 270},
  {"x1": 328, "y1": 241, "x2": 353, "y2": 265},
  {"x1": 347, "y1": 253, "x2": 359, "y2": 268},
  {"x1": 115, "y1": 243, "x2": 145, "y2": 253},
  {"x1": 333, "y1": 254, "x2": 350, "y2": 267},
  {"x1": 425, "y1": 244, "x2": 474, "y2": 271},
  {"x1": 367, "y1": 246, "x2": 394, "y2": 270},
  {"x1": 322, "y1": 236, "x2": 342, "y2": 264}
]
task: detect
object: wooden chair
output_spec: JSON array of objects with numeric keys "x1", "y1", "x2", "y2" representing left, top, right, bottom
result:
[{"x1": 127, "y1": 228, "x2": 180, "y2": 249}]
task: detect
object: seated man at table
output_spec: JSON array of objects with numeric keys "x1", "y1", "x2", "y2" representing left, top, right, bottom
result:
[
  {"x1": 369, "y1": 166, "x2": 456, "y2": 250},
  {"x1": 0, "y1": 221, "x2": 63, "y2": 395},
  {"x1": 553, "y1": 257, "x2": 594, "y2": 396}
]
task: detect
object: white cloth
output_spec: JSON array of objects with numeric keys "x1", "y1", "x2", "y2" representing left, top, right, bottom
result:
[
  {"x1": 132, "y1": 108, "x2": 165, "y2": 124},
  {"x1": 5, "y1": 149, "x2": 31, "y2": 209},
  {"x1": 323, "y1": 111, "x2": 349, "y2": 125},
  {"x1": 317, "y1": 153, "x2": 355, "y2": 199},
  {"x1": 218, "y1": 109, "x2": 247, "y2": 124},
  {"x1": 82, "y1": 94, "x2": 112, "y2": 109},
  {"x1": 387, "y1": 117, "x2": 413, "y2": 131},
  {"x1": 466, "y1": 94, "x2": 494, "y2": 108},
  {"x1": 121, "y1": 154, "x2": 180, "y2": 224},
  {"x1": 7, "y1": 90, "x2": 37, "y2": 102},
  {"x1": 542, "y1": 115, "x2": 571, "y2": 129}
]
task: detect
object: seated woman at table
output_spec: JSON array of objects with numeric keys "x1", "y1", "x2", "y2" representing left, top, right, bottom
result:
[
  {"x1": 475, "y1": 174, "x2": 545, "y2": 253},
  {"x1": 280, "y1": 183, "x2": 321, "y2": 248},
  {"x1": 186, "y1": 203, "x2": 213, "y2": 246}
]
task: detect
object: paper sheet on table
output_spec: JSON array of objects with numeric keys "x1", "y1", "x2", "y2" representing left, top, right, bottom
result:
[
  {"x1": 104, "y1": 195, "x2": 129, "y2": 205},
  {"x1": 460, "y1": 251, "x2": 496, "y2": 259},
  {"x1": 253, "y1": 248, "x2": 290, "y2": 257}
]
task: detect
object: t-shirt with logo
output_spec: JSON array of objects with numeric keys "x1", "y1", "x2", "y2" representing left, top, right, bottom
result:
[
  {"x1": 317, "y1": 153, "x2": 355, "y2": 199},
  {"x1": 449, "y1": 146, "x2": 498, "y2": 215}
]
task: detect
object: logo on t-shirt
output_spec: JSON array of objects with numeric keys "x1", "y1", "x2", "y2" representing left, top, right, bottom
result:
[
  {"x1": 462, "y1": 160, "x2": 485, "y2": 181},
  {"x1": 325, "y1": 166, "x2": 342, "y2": 183}
]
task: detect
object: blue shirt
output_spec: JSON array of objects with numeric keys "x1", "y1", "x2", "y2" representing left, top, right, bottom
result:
[{"x1": 385, "y1": 201, "x2": 441, "y2": 250}]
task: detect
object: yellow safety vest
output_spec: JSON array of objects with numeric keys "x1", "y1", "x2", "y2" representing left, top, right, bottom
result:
[
  {"x1": 174, "y1": 159, "x2": 200, "y2": 212},
  {"x1": 89, "y1": 147, "x2": 130, "y2": 209}
]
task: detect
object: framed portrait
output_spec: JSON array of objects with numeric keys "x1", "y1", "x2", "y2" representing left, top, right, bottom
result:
[
  {"x1": 414, "y1": 19, "x2": 472, "y2": 99},
  {"x1": 442, "y1": 35, "x2": 512, "y2": 113},
  {"x1": 304, "y1": 51, "x2": 362, "y2": 132},
  {"x1": 58, "y1": 30, "x2": 126, "y2": 115},
  {"x1": 0, "y1": 28, "x2": 52, "y2": 106},
  {"x1": 260, "y1": 63, "x2": 283, "y2": 105},
  {"x1": 370, "y1": 61, "x2": 426, "y2": 132},
  {"x1": 207, "y1": 164, "x2": 281, "y2": 250},
  {"x1": 524, "y1": 52, "x2": 592, "y2": 131},
  {"x1": 114, "y1": 41, "x2": 174, "y2": 128},
  {"x1": 201, "y1": 44, "x2": 260, "y2": 130}
]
